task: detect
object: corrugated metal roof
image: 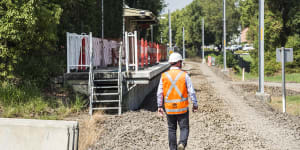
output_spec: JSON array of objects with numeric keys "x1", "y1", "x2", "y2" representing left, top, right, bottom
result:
[{"x1": 124, "y1": 7, "x2": 156, "y2": 22}]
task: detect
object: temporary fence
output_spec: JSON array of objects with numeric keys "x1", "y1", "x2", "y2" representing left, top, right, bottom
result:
[
  {"x1": 66, "y1": 32, "x2": 122, "y2": 73},
  {"x1": 67, "y1": 31, "x2": 167, "y2": 73},
  {"x1": 124, "y1": 31, "x2": 167, "y2": 72}
]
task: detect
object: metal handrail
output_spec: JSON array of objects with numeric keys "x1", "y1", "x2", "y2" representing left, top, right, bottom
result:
[
  {"x1": 88, "y1": 32, "x2": 94, "y2": 115},
  {"x1": 118, "y1": 42, "x2": 123, "y2": 115}
]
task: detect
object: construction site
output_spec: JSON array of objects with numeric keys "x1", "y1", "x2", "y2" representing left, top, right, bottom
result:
[{"x1": 1, "y1": 0, "x2": 300, "y2": 150}]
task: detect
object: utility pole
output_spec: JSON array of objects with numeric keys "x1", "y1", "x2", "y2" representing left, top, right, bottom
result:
[
  {"x1": 123, "y1": 0, "x2": 125, "y2": 43},
  {"x1": 223, "y1": 0, "x2": 226, "y2": 70},
  {"x1": 168, "y1": 9, "x2": 172, "y2": 53},
  {"x1": 258, "y1": 0, "x2": 264, "y2": 93},
  {"x1": 102, "y1": 0, "x2": 104, "y2": 39},
  {"x1": 202, "y1": 18, "x2": 205, "y2": 64},
  {"x1": 183, "y1": 26, "x2": 185, "y2": 60}
]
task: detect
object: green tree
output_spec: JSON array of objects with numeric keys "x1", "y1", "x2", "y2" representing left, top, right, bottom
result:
[
  {"x1": 0, "y1": 0, "x2": 62, "y2": 82},
  {"x1": 241, "y1": 0, "x2": 300, "y2": 75},
  {"x1": 159, "y1": 0, "x2": 240, "y2": 56}
]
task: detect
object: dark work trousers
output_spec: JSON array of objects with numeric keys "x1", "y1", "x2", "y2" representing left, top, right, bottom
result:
[{"x1": 166, "y1": 111, "x2": 189, "y2": 150}]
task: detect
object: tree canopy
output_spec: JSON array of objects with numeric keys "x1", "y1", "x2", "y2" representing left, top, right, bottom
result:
[
  {"x1": 240, "y1": 0, "x2": 300, "y2": 75},
  {"x1": 0, "y1": 0, "x2": 165, "y2": 86},
  {"x1": 159, "y1": 0, "x2": 240, "y2": 55}
]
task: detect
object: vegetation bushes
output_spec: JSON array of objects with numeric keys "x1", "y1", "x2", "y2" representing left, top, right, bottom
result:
[
  {"x1": 0, "y1": 81, "x2": 85, "y2": 119},
  {"x1": 215, "y1": 51, "x2": 240, "y2": 72},
  {"x1": 285, "y1": 34, "x2": 300, "y2": 73},
  {"x1": 240, "y1": 0, "x2": 300, "y2": 75},
  {"x1": 159, "y1": 0, "x2": 240, "y2": 56},
  {"x1": 0, "y1": 0, "x2": 165, "y2": 118}
]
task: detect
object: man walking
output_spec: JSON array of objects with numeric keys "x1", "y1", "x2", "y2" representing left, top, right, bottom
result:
[{"x1": 157, "y1": 52, "x2": 198, "y2": 150}]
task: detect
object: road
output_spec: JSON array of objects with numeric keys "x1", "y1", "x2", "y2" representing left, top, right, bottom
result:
[{"x1": 90, "y1": 61, "x2": 300, "y2": 150}]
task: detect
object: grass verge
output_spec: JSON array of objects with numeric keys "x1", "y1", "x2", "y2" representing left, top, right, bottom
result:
[
  {"x1": 0, "y1": 81, "x2": 86, "y2": 119},
  {"x1": 78, "y1": 112, "x2": 103, "y2": 150},
  {"x1": 265, "y1": 73, "x2": 300, "y2": 83},
  {"x1": 233, "y1": 72, "x2": 300, "y2": 83},
  {"x1": 270, "y1": 95, "x2": 300, "y2": 116}
]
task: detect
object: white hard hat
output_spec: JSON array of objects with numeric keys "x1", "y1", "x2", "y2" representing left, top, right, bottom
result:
[{"x1": 168, "y1": 52, "x2": 183, "y2": 63}]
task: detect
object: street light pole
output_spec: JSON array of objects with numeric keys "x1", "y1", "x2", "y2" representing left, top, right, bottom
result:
[
  {"x1": 183, "y1": 26, "x2": 185, "y2": 60},
  {"x1": 102, "y1": 0, "x2": 104, "y2": 39},
  {"x1": 122, "y1": 0, "x2": 125, "y2": 43},
  {"x1": 202, "y1": 18, "x2": 205, "y2": 64},
  {"x1": 168, "y1": 9, "x2": 172, "y2": 53},
  {"x1": 258, "y1": 0, "x2": 264, "y2": 93},
  {"x1": 223, "y1": 0, "x2": 226, "y2": 70}
]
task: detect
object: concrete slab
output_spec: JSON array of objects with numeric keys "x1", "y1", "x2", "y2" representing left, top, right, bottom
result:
[
  {"x1": 63, "y1": 62, "x2": 170, "y2": 111},
  {"x1": 255, "y1": 92, "x2": 271, "y2": 102},
  {"x1": 125, "y1": 62, "x2": 170, "y2": 79},
  {"x1": 0, "y1": 118, "x2": 78, "y2": 150},
  {"x1": 64, "y1": 62, "x2": 170, "y2": 81}
]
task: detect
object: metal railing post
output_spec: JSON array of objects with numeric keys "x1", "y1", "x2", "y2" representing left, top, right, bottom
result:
[
  {"x1": 67, "y1": 32, "x2": 70, "y2": 73},
  {"x1": 118, "y1": 42, "x2": 123, "y2": 115},
  {"x1": 125, "y1": 32, "x2": 129, "y2": 72},
  {"x1": 281, "y1": 47, "x2": 286, "y2": 113},
  {"x1": 134, "y1": 31, "x2": 138, "y2": 72},
  {"x1": 88, "y1": 32, "x2": 93, "y2": 115}
]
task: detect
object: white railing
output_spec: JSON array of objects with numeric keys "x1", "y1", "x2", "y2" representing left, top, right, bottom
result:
[
  {"x1": 66, "y1": 32, "x2": 91, "y2": 73},
  {"x1": 125, "y1": 31, "x2": 138, "y2": 72},
  {"x1": 118, "y1": 42, "x2": 123, "y2": 115},
  {"x1": 88, "y1": 32, "x2": 94, "y2": 115},
  {"x1": 67, "y1": 31, "x2": 167, "y2": 75},
  {"x1": 66, "y1": 32, "x2": 121, "y2": 73}
]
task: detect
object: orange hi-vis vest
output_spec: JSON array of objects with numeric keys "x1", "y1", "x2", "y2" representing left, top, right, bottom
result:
[{"x1": 162, "y1": 69, "x2": 189, "y2": 115}]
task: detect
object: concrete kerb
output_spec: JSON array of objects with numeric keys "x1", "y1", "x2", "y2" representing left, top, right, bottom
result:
[
  {"x1": 0, "y1": 118, "x2": 79, "y2": 150},
  {"x1": 255, "y1": 92, "x2": 271, "y2": 102}
]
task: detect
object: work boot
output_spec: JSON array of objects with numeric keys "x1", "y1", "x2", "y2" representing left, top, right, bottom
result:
[{"x1": 178, "y1": 143, "x2": 185, "y2": 150}]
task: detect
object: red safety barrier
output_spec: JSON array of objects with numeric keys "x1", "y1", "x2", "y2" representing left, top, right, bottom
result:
[
  {"x1": 160, "y1": 44, "x2": 164, "y2": 61},
  {"x1": 152, "y1": 43, "x2": 155, "y2": 64},
  {"x1": 141, "y1": 38, "x2": 144, "y2": 68},
  {"x1": 208, "y1": 56, "x2": 212, "y2": 66},
  {"x1": 137, "y1": 40, "x2": 140, "y2": 69},
  {"x1": 164, "y1": 45, "x2": 166, "y2": 60},
  {"x1": 157, "y1": 43, "x2": 160, "y2": 63},
  {"x1": 154, "y1": 43, "x2": 156, "y2": 64},
  {"x1": 145, "y1": 40, "x2": 148, "y2": 67},
  {"x1": 149, "y1": 42, "x2": 153, "y2": 65},
  {"x1": 148, "y1": 42, "x2": 151, "y2": 65},
  {"x1": 78, "y1": 38, "x2": 86, "y2": 70}
]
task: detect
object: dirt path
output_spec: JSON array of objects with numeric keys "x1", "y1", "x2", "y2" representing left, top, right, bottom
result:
[{"x1": 90, "y1": 61, "x2": 300, "y2": 150}]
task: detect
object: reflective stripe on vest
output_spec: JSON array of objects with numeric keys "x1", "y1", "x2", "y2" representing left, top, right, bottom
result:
[
  {"x1": 165, "y1": 107, "x2": 188, "y2": 113},
  {"x1": 163, "y1": 70, "x2": 189, "y2": 115}
]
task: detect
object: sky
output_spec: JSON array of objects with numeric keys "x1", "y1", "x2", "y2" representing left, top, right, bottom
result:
[{"x1": 161, "y1": 0, "x2": 194, "y2": 14}]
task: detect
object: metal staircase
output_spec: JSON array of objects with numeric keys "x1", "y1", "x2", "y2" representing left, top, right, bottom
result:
[{"x1": 89, "y1": 43, "x2": 123, "y2": 115}]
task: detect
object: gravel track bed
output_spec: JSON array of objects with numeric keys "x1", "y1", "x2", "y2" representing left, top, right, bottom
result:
[{"x1": 90, "y1": 61, "x2": 300, "y2": 150}]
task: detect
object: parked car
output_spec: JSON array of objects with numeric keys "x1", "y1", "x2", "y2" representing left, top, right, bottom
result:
[
  {"x1": 231, "y1": 45, "x2": 239, "y2": 51},
  {"x1": 237, "y1": 45, "x2": 243, "y2": 50},
  {"x1": 242, "y1": 44, "x2": 255, "y2": 51}
]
